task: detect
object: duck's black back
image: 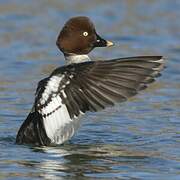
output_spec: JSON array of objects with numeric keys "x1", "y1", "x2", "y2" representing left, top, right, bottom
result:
[{"x1": 16, "y1": 111, "x2": 51, "y2": 146}]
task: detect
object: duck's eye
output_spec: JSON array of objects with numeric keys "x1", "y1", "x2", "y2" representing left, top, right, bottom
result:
[{"x1": 83, "y1": 32, "x2": 88, "y2": 36}]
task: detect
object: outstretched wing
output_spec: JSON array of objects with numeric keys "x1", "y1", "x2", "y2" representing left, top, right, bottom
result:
[{"x1": 35, "y1": 56, "x2": 164, "y2": 143}]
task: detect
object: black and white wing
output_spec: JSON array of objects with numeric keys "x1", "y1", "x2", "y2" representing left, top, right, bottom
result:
[{"x1": 33, "y1": 56, "x2": 164, "y2": 144}]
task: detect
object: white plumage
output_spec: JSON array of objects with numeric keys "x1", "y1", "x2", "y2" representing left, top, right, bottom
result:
[
  {"x1": 39, "y1": 75, "x2": 81, "y2": 144},
  {"x1": 40, "y1": 75, "x2": 63, "y2": 105}
]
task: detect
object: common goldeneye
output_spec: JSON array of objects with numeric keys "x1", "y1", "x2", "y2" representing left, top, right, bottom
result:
[{"x1": 16, "y1": 16, "x2": 165, "y2": 146}]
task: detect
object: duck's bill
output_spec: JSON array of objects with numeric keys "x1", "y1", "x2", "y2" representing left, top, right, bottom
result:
[{"x1": 94, "y1": 34, "x2": 114, "y2": 47}]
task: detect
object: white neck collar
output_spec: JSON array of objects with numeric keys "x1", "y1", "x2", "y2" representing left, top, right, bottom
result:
[{"x1": 65, "y1": 54, "x2": 91, "y2": 64}]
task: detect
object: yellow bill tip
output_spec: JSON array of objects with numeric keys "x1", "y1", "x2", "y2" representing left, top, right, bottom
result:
[{"x1": 106, "y1": 40, "x2": 114, "y2": 47}]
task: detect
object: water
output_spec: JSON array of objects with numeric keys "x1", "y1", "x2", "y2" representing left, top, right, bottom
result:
[{"x1": 0, "y1": 0, "x2": 180, "y2": 179}]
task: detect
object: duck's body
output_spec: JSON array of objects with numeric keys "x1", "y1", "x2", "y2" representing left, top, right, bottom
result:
[{"x1": 16, "y1": 17, "x2": 165, "y2": 146}]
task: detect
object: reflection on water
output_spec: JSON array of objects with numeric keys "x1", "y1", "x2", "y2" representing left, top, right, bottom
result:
[
  {"x1": 0, "y1": 143, "x2": 165, "y2": 179},
  {"x1": 0, "y1": 0, "x2": 180, "y2": 179}
]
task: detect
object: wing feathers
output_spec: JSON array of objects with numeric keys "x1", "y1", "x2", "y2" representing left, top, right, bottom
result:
[
  {"x1": 62, "y1": 56, "x2": 164, "y2": 114},
  {"x1": 34, "y1": 56, "x2": 164, "y2": 144}
]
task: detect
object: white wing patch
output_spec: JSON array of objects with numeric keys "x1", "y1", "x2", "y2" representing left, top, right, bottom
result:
[
  {"x1": 40, "y1": 75, "x2": 64, "y2": 104},
  {"x1": 38, "y1": 75, "x2": 82, "y2": 144}
]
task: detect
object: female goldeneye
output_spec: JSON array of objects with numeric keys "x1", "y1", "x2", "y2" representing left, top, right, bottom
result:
[{"x1": 16, "y1": 16, "x2": 165, "y2": 146}]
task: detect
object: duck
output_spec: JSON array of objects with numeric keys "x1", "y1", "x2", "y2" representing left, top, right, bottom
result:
[{"x1": 16, "y1": 16, "x2": 165, "y2": 146}]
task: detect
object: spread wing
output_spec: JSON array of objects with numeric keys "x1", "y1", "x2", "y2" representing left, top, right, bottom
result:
[{"x1": 34, "y1": 56, "x2": 164, "y2": 143}]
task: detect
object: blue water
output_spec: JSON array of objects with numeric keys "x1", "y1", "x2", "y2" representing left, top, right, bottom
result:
[{"x1": 0, "y1": 0, "x2": 180, "y2": 179}]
